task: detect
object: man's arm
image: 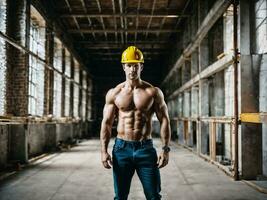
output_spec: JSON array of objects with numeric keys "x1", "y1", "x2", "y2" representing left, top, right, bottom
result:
[
  {"x1": 100, "y1": 89, "x2": 117, "y2": 169},
  {"x1": 154, "y1": 87, "x2": 171, "y2": 168}
]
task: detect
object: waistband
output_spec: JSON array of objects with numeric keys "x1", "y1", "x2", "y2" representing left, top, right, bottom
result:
[{"x1": 115, "y1": 137, "x2": 153, "y2": 147}]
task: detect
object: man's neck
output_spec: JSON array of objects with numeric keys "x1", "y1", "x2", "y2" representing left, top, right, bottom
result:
[{"x1": 125, "y1": 78, "x2": 142, "y2": 89}]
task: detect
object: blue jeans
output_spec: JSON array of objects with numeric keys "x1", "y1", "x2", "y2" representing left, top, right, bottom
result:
[{"x1": 112, "y1": 138, "x2": 161, "y2": 200}]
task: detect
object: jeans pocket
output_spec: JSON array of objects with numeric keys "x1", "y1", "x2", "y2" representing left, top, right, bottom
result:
[{"x1": 113, "y1": 142, "x2": 125, "y2": 153}]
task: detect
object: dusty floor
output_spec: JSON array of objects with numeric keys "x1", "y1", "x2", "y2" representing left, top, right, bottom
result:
[{"x1": 0, "y1": 138, "x2": 267, "y2": 200}]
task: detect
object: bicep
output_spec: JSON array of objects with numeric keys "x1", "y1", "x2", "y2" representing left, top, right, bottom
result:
[
  {"x1": 154, "y1": 88, "x2": 170, "y2": 122},
  {"x1": 102, "y1": 88, "x2": 117, "y2": 125},
  {"x1": 102, "y1": 103, "x2": 116, "y2": 125}
]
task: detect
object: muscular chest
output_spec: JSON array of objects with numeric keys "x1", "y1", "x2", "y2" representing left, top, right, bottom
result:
[{"x1": 114, "y1": 89, "x2": 154, "y2": 111}]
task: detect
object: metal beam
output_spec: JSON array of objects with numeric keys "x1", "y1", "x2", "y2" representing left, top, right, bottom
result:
[
  {"x1": 78, "y1": 40, "x2": 168, "y2": 44},
  {"x1": 96, "y1": 0, "x2": 107, "y2": 40},
  {"x1": 79, "y1": 0, "x2": 96, "y2": 40},
  {"x1": 81, "y1": 43, "x2": 167, "y2": 48},
  {"x1": 119, "y1": 0, "x2": 125, "y2": 43},
  {"x1": 87, "y1": 52, "x2": 167, "y2": 55},
  {"x1": 145, "y1": 0, "x2": 157, "y2": 38},
  {"x1": 68, "y1": 28, "x2": 180, "y2": 33},
  {"x1": 60, "y1": 13, "x2": 187, "y2": 18},
  {"x1": 64, "y1": 0, "x2": 84, "y2": 39},
  {"x1": 135, "y1": 0, "x2": 142, "y2": 44},
  {"x1": 111, "y1": 0, "x2": 118, "y2": 42}
]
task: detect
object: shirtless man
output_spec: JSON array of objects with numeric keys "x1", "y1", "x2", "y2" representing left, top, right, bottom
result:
[{"x1": 100, "y1": 46, "x2": 171, "y2": 200}]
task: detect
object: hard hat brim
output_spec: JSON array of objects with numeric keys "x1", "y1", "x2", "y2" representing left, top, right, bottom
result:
[{"x1": 121, "y1": 60, "x2": 144, "y2": 63}]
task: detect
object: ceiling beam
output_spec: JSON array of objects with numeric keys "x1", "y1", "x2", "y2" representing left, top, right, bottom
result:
[
  {"x1": 68, "y1": 28, "x2": 180, "y2": 33},
  {"x1": 134, "y1": 0, "x2": 142, "y2": 43},
  {"x1": 95, "y1": 0, "x2": 107, "y2": 40},
  {"x1": 81, "y1": 44, "x2": 168, "y2": 49},
  {"x1": 79, "y1": 0, "x2": 96, "y2": 40},
  {"x1": 64, "y1": 0, "x2": 84, "y2": 39},
  {"x1": 87, "y1": 51, "x2": 168, "y2": 55},
  {"x1": 145, "y1": 0, "x2": 157, "y2": 38},
  {"x1": 78, "y1": 41, "x2": 169, "y2": 44},
  {"x1": 60, "y1": 13, "x2": 188, "y2": 18}
]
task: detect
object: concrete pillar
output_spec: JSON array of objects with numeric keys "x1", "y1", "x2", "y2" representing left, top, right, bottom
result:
[
  {"x1": 191, "y1": 86, "x2": 199, "y2": 118},
  {"x1": 191, "y1": 51, "x2": 199, "y2": 78},
  {"x1": 191, "y1": 86, "x2": 198, "y2": 149},
  {"x1": 78, "y1": 68, "x2": 83, "y2": 118},
  {"x1": 178, "y1": 94, "x2": 183, "y2": 143},
  {"x1": 214, "y1": 71, "x2": 224, "y2": 116},
  {"x1": 61, "y1": 48, "x2": 66, "y2": 116},
  {"x1": 70, "y1": 57, "x2": 74, "y2": 117},
  {"x1": 182, "y1": 60, "x2": 191, "y2": 85},
  {"x1": 239, "y1": 0, "x2": 262, "y2": 179},
  {"x1": 200, "y1": 79, "x2": 210, "y2": 154},
  {"x1": 214, "y1": 71, "x2": 225, "y2": 160},
  {"x1": 198, "y1": 0, "x2": 209, "y2": 70},
  {"x1": 224, "y1": 6, "x2": 234, "y2": 161},
  {"x1": 6, "y1": 0, "x2": 30, "y2": 116},
  {"x1": 183, "y1": 91, "x2": 191, "y2": 117},
  {"x1": 260, "y1": 54, "x2": 267, "y2": 176}
]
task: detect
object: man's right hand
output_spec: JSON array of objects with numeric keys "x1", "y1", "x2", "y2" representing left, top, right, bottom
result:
[{"x1": 101, "y1": 151, "x2": 113, "y2": 169}]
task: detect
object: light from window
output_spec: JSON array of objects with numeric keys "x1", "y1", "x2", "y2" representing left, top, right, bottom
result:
[{"x1": 28, "y1": 6, "x2": 45, "y2": 116}]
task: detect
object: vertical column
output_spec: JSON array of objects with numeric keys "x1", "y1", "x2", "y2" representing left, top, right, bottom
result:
[
  {"x1": 44, "y1": 27, "x2": 54, "y2": 115},
  {"x1": 214, "y1": 71, "x2": 225, "y2": 160},
  {"x1": 255, "y1": 0, "x2": 267, "y2": 177},
  {"x1": 78, "y1": 68, "x2": 82, "y2": 118},
  {"x1": 200, "y1": 79, "x2": 210, "y2": 155},
  {"x1": 43, "y1": 29, "x2": 56, "y2": 148},
  {"x1": 198, "y1": 0, "x2": 209, "y2": 154},
  {"x1": 69, "y1": 57, "x2": 74, "y2": 118},
  {"x1": 61, "y1": 48, "x2": 65, "y2": 116},
  {"x1": 182, "y1": 60, "x2": 191, "y2": 85},
  {"x1": 6, "y1": 0, "x2": 30, "y2": 116},
  {"x1": 198, "y1": 0, "x2": 209, "y2": 71},
  {"x1": 239, "y1": 0, "x2": 262, "y2": 179}
]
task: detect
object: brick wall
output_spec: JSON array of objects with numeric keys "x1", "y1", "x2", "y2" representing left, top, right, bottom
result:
[{"x1": 6, "y1": 0, "x2": 30, "y2": 116}]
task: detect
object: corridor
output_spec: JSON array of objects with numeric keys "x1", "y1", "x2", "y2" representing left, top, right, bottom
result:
[{"x1": 0, "y1": 139, "x2": 266, "y2": 200}]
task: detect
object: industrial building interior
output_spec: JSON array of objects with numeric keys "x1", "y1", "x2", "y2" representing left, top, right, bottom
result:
[{"x1": 0, "y1": 0, "x2": 267, "y2": 199}]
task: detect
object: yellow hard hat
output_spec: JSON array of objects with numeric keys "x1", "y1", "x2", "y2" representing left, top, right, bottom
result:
[{"x1": 121, "y1": 46, "x2": 144, "y2": 63}]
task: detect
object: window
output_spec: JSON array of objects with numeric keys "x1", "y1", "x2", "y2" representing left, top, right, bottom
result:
[
  {"x1": 255, "y1": 0, "x2": 267, "y2": 53},
  {"x1": 64, "y1": 49, "x2": 71, "y2": 116},
  {"x1": 28, "y1": 6, "x2": 45, "y2": 116},
  {"x1": 73, "y1": 59, "x2": 80, "y2": 118},
  {"x1": 53, "y1": 37, "x2": 63, "y2": 117},
  {"x1": 0, "y1": 0, "x2": 7, "y2": 115}
]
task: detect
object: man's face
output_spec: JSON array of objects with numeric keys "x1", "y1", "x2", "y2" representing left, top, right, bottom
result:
[{"x1": 123, "y1": 63, "x2": 143, "y2": 80}]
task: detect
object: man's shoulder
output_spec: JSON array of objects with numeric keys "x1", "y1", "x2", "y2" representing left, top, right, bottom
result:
[
  {"x1": 106, "y1": 82, "x2": 124, "y2": 98},
  {"x1": 142, "y1": 81, "x2": 162, "y2": 96}
]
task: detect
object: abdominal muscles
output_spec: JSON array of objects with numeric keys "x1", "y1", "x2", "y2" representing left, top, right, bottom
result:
[{"x1": 117, "y1": 109, "x2": 152, "y2": 140}]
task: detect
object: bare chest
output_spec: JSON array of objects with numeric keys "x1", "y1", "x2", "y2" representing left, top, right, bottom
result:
[{"x1": 114, "y1": 89, "x2": 154, "y2": 111}]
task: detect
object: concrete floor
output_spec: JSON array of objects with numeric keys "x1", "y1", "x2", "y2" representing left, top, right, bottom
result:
[{"x1": 0, "y1": 139, "x2": 267, "y2": 200}]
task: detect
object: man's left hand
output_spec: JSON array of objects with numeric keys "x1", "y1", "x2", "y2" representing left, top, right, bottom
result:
[{"x1": 157, "y1": 151, "x2": 169, "y2": 168}]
